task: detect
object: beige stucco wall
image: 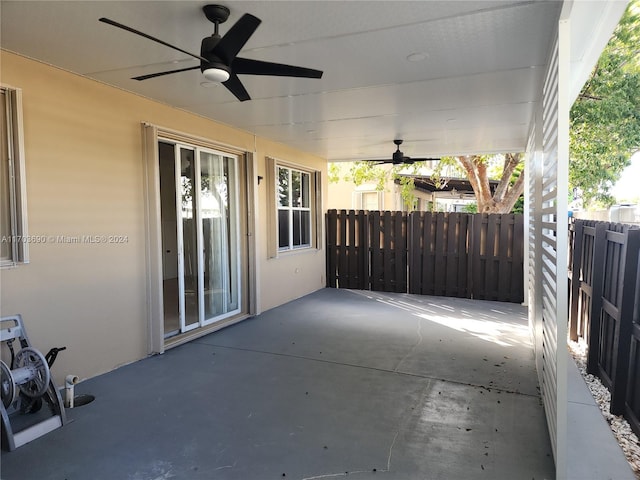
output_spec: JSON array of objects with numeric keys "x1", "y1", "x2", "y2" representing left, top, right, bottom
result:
[{"x1": 0, "y1": 51, "x2": 326, "y2": 385}]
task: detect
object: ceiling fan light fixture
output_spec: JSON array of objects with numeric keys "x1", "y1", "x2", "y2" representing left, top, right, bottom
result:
[{"x1": 203, "y1": 67, "x2": 230, "y2": 83}]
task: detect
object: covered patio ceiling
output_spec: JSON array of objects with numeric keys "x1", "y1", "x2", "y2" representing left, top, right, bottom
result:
[{"x1": 0, "y1": 1, "x2": 622, "y2": 162}]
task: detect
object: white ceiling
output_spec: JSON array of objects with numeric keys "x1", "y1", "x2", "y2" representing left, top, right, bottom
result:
[{"x1": 1, "y1": 1, "x2": 569, "y2": 161}]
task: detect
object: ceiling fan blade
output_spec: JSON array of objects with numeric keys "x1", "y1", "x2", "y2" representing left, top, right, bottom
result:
[
  {"x1": 132, "y1": 65, "x2": 200, "y2": 81},
  {"x1": 223, "y1": 74, "x2": 251, "y2": 102},
  {"x1": 410, "y1": 157, "x2": 441, "y2": 162},
  {"x1": 99, "y1": 17, "x2": 208, "y2": 63},
  {"x1": 234, "y1": 58, "x2": 323, "y2": 78},
  {"x1": 213, "y1": 13, "x2": 262, "y2": 64}
]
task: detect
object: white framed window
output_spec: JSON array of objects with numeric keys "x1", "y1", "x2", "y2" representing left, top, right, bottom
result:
[
  {"x1": 265, "y1": 157, "x2": 321, "y2": 257},
  {"x1": 277, "y1": 165, "x2": 312, "y2": 250},
  {"x1": 353, "y1": 188, "x2": 383, "y2": 210},
  {"x1": 1, "y1": 86, "x2": 28, "y2": 267}
]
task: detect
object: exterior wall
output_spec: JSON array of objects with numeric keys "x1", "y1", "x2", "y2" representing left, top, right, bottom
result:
[
  {"x1": 255, "y1": 137, "x2": 326, "y2": 312},
  {"x1": 0, "y1": 51, "x2": 326, "y2": 384}
]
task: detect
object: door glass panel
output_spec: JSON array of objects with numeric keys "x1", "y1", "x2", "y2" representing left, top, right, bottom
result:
[
  {"x1": 159, "y1": 142, "x2": 180, "y2": 338},
  {"x1": 180, "y1": 148, "x2": 199, "y2": 329},
  {"x1": 200, "y1": 151, "x2": 239, "y2": 320}
]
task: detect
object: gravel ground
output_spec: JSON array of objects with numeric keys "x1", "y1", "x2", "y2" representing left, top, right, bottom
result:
[{"x1": 569, "y1": 340, "x2": 640, "y2": 478}]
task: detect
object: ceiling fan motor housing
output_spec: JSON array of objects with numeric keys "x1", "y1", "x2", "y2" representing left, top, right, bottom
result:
[
  {"x1": 200, "y1": 36, "x2": 229, "y2": 74},
  {"x1": 392, "y1": 140, "x2": 404, "y2": 164}
]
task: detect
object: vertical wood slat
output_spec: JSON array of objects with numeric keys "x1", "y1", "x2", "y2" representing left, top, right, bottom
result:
[
  {"x1": 432, "y1": 213, "x2": 445, "y2": 296},
  {"x1": 569, "y1": 220, "x2": 584, "y2": 341},
  {"x1": 471, "y1": 214, "x2": 483, "y2": 300},
  {"x1": 511, "y1": 215, "x2": 525, "y2": 302},
  {"x1": 445, "y1": 213, "x2": 458, "y2": 297},
  {"x1": 347, "y1": 209, "x2": 357, "y2": 288},
  {"x1": 370, "y1": 211, "x2": 382, "y2": 291},
  {"x1": 382, "y1": 211, "x2": 392, "y2": 291},
  {"x1": 338, "y1": 209, "x2": 349, "y2": 288},
  {"x1": 325, "y1": 209, "x2": 338, "y2": 288},
  {"x1": 458, "y1": 214, "x2": 469, "y2": 298},
  {"x1": 485, "y1": 214, "x2": 499, "y2": 300},
  {"x1": 395, "y1": 211, "x2": 407, "y2": 292},
  {"x1": 497, "y1": 214, "x2": 512, "y2": 301},
  {"x1": 422, "y1": 212, "x2": 436, "y2": 295},
  {"x1": 408, "y1": 212, "x2": 421, "y2": 294},
  {"x1": 360, "y1": 210, "x2": 369, "y2": 290}
]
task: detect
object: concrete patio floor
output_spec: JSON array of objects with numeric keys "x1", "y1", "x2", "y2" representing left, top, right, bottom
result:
[{"x1": 1, "y1": 288, "x2": 555, "y2": 479}]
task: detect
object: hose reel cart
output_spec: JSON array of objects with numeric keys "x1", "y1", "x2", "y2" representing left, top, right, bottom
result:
[{"x1": 1, "y1": 314, "x2": 67, "y2": 451}]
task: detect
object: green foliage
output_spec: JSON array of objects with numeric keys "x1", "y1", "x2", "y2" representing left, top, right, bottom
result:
[
  {"x1": 462, "y1": 203, "x2": 478, "y2": 213},
  {"x1": 397, "y1": 175, "x2": 417, "y2": 210},
  {"x1": 570, "y1": 0, "x2": 640, "y2": 207},
  {"x1": 511, "y1": 195, "x2": 524, "y2": 214},
  {"x1": 347, "y1": 162, "x2": 387, "y2": 191},
  {"x1": 328, "y1": 163, "x2": 341, "y2": 183},
  {"x1": 431, "y1": 156, "x2": 466, "y2": 188}
]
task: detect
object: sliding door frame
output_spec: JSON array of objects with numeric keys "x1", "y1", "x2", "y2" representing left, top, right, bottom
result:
[{"x1": 142, "y1": 123, "x2": 257, "y2": 354}]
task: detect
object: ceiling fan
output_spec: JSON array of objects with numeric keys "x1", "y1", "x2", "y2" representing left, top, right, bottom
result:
[
  {"x1": 363, "y1": 140, "x2": 440, "y2": 165},
  {"x1": 99, "y1": 4, "x2": 323, "y2": 102}
]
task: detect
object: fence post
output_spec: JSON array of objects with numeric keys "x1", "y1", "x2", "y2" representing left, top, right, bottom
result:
[
  {"x1": 467, "y1": 214, "x2": 475, "y2": 299},
  {"x1": 569, "y1": 220, "x2": 584, "y2": 341},
  {"x1": 407, "y1": 211, "x2": 418, "y2": 294},
  {"x1": 610, "y1": 228, "x2": 640, "y2": 415},
  {"x1": 326, "y1": 210, "x2": 338, "y2": 288},
  {"x1": 512, "y1": 214, "x2": 525, "y2": 303},
  {"x1": 359, "y1": 210, "x2": 370, "y2": 290},
  {"x1": 370, "y1": 211, "x2": 381, "y2": 291}
]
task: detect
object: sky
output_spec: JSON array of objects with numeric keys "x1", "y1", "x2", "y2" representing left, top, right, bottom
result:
[{"x1": 611, "y1": 151, "x2": 640, "y2": 203}]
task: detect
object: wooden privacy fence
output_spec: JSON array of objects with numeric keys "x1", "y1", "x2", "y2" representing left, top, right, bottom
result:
[
  {"x1": 569, "y1": 219, "x2": 640, "y2": 436},
  {"x1": 326, "y1": 210, "x2": 524, "y2": 303}
]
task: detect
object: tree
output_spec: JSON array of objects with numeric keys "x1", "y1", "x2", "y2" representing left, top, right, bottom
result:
[
  {"x1": 443, "y1": 154, "x2": 525, "y2": 214},
  {"x1": 570, "y1": 0, "x2": 640, "y2": 207}
]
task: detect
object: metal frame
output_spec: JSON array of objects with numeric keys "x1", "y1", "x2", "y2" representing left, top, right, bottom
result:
[{"x1": 0, "y1": 314, "x2": 67, "y2": 451}]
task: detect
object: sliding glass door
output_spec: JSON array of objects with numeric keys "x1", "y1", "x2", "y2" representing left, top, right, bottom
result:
[
  {"x1": 199, "y1": 150, "x2": 239, "y2": 323},
  {"x1": 159, "y1": 141, "x2": 241, "y2": 338}
]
